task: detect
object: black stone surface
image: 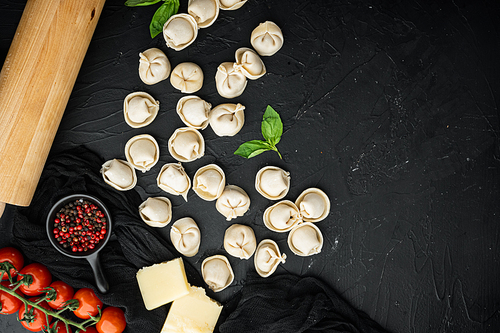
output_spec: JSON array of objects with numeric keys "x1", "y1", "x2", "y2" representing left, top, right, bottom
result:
[{"x1": 1, "y1": 0, "x2": 499, "y2": 332}]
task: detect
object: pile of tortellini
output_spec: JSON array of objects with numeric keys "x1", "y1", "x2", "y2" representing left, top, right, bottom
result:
[
  {"x1": 99, "y1": 2, "x2": 328, "y2": 293},
  {"x1": 216, "y1": 21, "x2": 284, "y2": 98},
  {"x1": 163, "y1": 0, "x2": 248, "y2": 52}
]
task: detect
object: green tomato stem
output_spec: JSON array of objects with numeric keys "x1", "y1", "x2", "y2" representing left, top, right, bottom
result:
[{"x1": 0, "y1": 283, "x2": 99, "y2": 331}]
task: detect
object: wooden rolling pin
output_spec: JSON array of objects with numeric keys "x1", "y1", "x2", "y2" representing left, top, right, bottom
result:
[{"x1": 0, "y1": 0, "x2": 106, "y2": 217}]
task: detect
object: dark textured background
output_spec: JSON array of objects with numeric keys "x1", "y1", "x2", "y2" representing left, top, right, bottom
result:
[{"x1": 1, "y1": 0, "x2": 499, "y2": 332}]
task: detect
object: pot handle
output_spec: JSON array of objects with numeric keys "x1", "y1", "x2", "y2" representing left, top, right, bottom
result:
[{"x1": 86, "y1": 252, "x2": 109, "y2": 294}]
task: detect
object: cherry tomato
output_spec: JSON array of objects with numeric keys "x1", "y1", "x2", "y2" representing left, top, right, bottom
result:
[
  {"x1": 81, "y1": 327, "x2": 98, "y2": 333},
  {"x1": 73, "y1": 288, "x2": 103, "y2": 319},
  {"x1": 18, "y1": 298, "x2": 53, "y2": 332},
  {"x1": 0, "y1": 247, "x2": 24, "y2": 280},
  {"x1": 17, "y1": 263, "x2": 52, "y2": 296},
  {"x1": 47, "y1": 280, "x2": 74, "y2": 310},
  {"x1": 96, "y1": 306, "x2": 126, "y2": 333},
  {"x1": 0, "y1": 281, "x2": 23, "y2": 314},
  {"x1": 50, "y1": 321, "x2": 72, "y2": 333}
]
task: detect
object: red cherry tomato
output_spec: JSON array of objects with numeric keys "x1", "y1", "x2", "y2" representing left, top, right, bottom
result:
[
  {"x1": 18, "y1": 298, "x2": 53, "y2": 332},
  {"x1": 47, "y1": 280, "x2": 74, "y2": 310},
  {"x1": 0, "y1": 281, "x2": 23, "y2": 314},
  {"x1": 17, "y1": 263, "x2": 52, "y2": 296},
  {"x1": 81, "y1": 327, "x2": 98, "y2": 333},
  {"x1": 50, "y1": 321, "x2": 72, "y2": 333},
  {"x1": 73, "y1": 288, "x2": 103, "y2": 319},
  {"x1": 0, "y1": 247, "x2": 24, "y2": 280},
  {"x1": 96, "y1": 307, "x2": 126, "y2": 333}
]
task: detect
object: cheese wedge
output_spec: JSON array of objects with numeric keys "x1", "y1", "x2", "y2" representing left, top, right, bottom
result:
[
  {"x1": 161, "y1": 286, "x2": 223, "y2": 333},
  {"x1": 136, "y1": 258, "x2": 190, "y2": 310}
]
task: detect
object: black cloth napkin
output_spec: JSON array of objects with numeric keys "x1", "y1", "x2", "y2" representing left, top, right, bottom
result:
[
  {"x1": 7, "y1": 146, "x2": 389, "y2": 333},
  {"x1": 220, "y1": 272, "x2": 389, "y2": 333},
  {"x1": 8, "y1": 146, "x2": 203, "y2": 332}
]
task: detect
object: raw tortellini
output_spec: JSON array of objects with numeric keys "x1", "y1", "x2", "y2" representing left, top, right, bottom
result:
[
  {"x1": 171, "y1": 62, "x2": 204, "y2": 93},
  {"x1": 224, "y1": 224, "x2": 256, "y2": 260},
  {"x1": 170, "y1": 217, "x2": 201, "y2": 257},
  {"x1": 263, "y1": 188, "x2": 330, "y2": 232},
  {"x1": 219, "y1": 0, "x2": 247, "y2": 10},
  {"x1": 157, "y1": 163, "x2": 191, "y2": 201},
  {"x1": 216, "y1": 185, "x2": 250, "y2": 221},
  {"x1": 287, "y1": 222, "x2": 323, "y2": 257},
  {"x1": 125, "y1": 134, "x2": 160, "y2": 173},
  {"x1": 187, "y1": 0, "x2": 219, "y2": 28},
  {"x1": 163, "y1": 14, "x2": 198, "y2": 51},
  {"x1": 123, "y1": 92, "x2": 159, "y2": 128},
  {"x1": 250, "y1": 21, "x2": 284, "y2": 56},
  {"x1": 192, "y1": 164, "x2": 225, "y2": 201},
  {"x1": 295, "y1": 188, "x2": 330, "y2": 222},
  {"x1": 254, "y1": 239, "x2": 286, "y2": 278},
  {"x1": 263, "y1": 200, "x2": 301, "y2": 233},
  {"x1": 168, "y1": 127, "x2": 205, "y2": 162},
  {"x1": 202, "y1": 255, "x2": 234, "y2": 292},
  {"x1": 209, "y1": 103, "x2": 245, "y2": 137},
  {"x1": 176, "y1": 95, "x2": 211, "y2": 129},
  {"x1": 234, "y1": 47, "x2": 266, "y2": 80},
  {"x1": 255, "y1": 166, "x2": 290, "y2": 200},
  {"x1": 101, "y1": 159, "x2": 137, "y2": 191},
  {"x1": 138, "y1": 48, "x2": 171, "y2": 85},
  {"x1": 139, "y1": 197, "x2": 172, "y2": 228},
  {"x1": 263, "y1": 188, "x2": 329, "y2": 257},
  {"x1": 215, "y1": 62, "x2": 247, "y2": 98}
]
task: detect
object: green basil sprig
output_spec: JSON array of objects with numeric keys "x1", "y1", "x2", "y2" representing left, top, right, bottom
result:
[
  {"x1": 234, "y1": 105, "x2": 283, "y2": 159},
  {"x1": 125, "y1": 0, "x2": 180, "y2": 38}
]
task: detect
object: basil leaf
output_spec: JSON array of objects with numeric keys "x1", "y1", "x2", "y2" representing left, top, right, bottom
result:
[
  {"x1": 261, "y1": 105, "x2": 283, "y2": 146},
  {"x1": 149, "y1": 0, "x2": 179, "y2": 38},
  {"x1": 234, "y1": 140, "x2": 272, "y2": 159},
  {"x1": 125, "y1": 0, "x2": 162, "y2": 6}
]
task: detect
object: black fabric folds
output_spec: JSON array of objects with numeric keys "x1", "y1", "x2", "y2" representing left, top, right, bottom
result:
[
  {"x1": 7, "y1": 146, "x2": 389, "y2": 333},
  {"x1": 220, "y1": 272, "x2": 389, "y2": 333},
  {"x1": 8, "y1": 147, "x2": 202, "y2": 332}
]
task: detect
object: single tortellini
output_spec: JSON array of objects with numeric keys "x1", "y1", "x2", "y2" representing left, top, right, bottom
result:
[
  {"x1": 192, "y1": 164, "x2": 225, "y2": 201},
  {"x1": 100, "y1": 159, "x2": 137, "y2": 191},
  {"x1": 171, "y1": 62, "x2": 204, "y2": 93},
  {"x1": 254, "y1": 239, "x2": 286, "y2": 278},
  {"x1": 255, "y1": 166, "x2": 290, "y2": 200},
  {"x1": 139, "y1": 197, "x2": 172, "y2": 228},
  {"x1": 157, "y1": 163, "x2": 191, "y2": 201},
  {"x1": 202, "y1": 255, "x2": 234, "y2": 292},
  {"x1": 287, "y1": 222, "x2": 323, "y2": 257},
  {"x1": 176, "y1": 95, "x2": 211, "y2": 129},
  {"x1": 234, "y1": 48, "x2": 266, "y2": 80},
  {"x1": 223, "y1": 224, "x2": 256, "y2": 260},
  {"x1": 263, "y1": 200, "x2": 302, "y2": 233},
  {"x1": 187, "y1": 0, "x2": 219, "y2": 28},
  {"x1": 123, "y1": 92, "x2": 159, "y2": 128},
  {"x1": 163, "y1": 14, "x2": 198, "y2": 51},
  {"x1": 124, "y1": 134, "x2": 160, "y2": 173},
  {"x1": 216, "y1": 185, "x2": 250, "y2": 221},
  {"x1": 215, "y1": 62, "x2": 247, "y2": 98},
  {"x1": 219, "y1": 0, "x2": 247, "y2": 10},
  {"x1": 168, "y1": 127, "x2": 205, "y2": 162},
  {"x1": 138, "y1": 48, "x2": 171, "y2": 85},
  {"x1": 209, "y1": 103, "x2": 245, "y2": 137},
  {"x1": 250, "y1": 21, "x2": 284, "y2": 56},
  {"x1": 170, "y1": 217, "x2": 201, "y2": 257},
  {"x1": 295, "y1": 188, "x2": 330, "y2": 222}
]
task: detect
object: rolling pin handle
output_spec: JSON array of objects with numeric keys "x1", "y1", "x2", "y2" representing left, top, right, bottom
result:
[{"x1": 0, "y1": 202, "x2": 5, "y2": 218}]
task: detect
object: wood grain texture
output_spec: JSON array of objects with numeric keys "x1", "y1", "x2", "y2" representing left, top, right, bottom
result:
[{"x1": 0, "y1": 0, "x2": 106, "y2": 207}]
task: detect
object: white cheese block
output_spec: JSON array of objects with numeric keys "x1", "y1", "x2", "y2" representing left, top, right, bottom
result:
[
  {"x1": 161, "y1": 286, "x2": 223, "y2": 333},
  {"x1": 136, "y1": 258, "x2": 190, "y2": 310}
]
